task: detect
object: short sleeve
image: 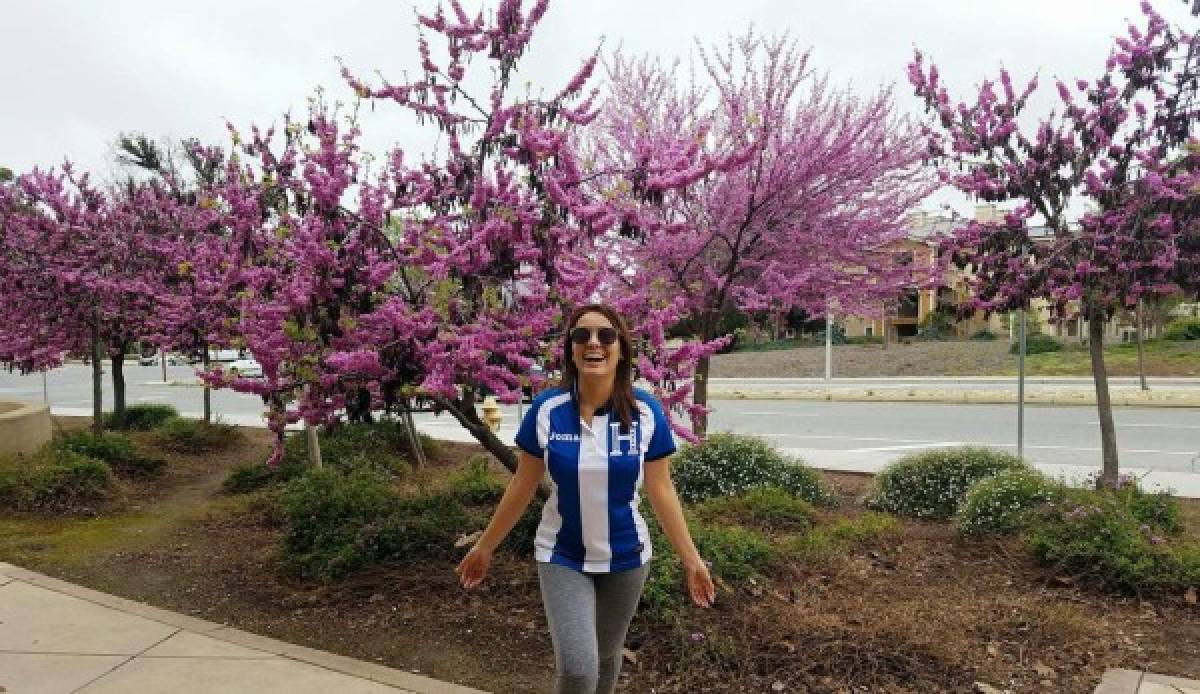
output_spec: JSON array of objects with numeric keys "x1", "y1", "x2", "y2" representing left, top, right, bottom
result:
[
  {"x1": 514, "y1": 399, "x2": 544, "y2": 458},
  {"x1": 643, "y1": 395, "x2": 677, "y2": 462}
]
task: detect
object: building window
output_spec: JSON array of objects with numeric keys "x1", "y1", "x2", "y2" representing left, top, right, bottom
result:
[{"x1": 865, "y1": 326, "x2": 873, "y2": 337}]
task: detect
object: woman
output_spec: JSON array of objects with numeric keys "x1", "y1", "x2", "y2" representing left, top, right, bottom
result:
[{"x1": 455, "y1": 303, "x2": 715, "y2": 694}]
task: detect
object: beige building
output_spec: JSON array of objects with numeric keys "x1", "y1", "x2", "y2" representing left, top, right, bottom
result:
[{"x1": 840, "y1": 205, "x2": 1164, "y2": 344}]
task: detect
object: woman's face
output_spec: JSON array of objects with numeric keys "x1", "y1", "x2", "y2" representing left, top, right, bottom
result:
[{"x1": 570, "y1": 311, "x2": 622, "y2": 380}]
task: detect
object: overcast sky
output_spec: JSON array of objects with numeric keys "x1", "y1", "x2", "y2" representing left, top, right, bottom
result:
[{"x1": 3, "y1": 1, "x2": 1196, "y2": 217}]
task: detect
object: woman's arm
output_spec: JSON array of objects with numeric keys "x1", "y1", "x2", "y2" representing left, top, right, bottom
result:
[
  {"x1": 456, "y1": 450, "x2": 545, "y2": 589},
  {"x1": 643, "y1": 456, "x2": 715, "y2": 607}
]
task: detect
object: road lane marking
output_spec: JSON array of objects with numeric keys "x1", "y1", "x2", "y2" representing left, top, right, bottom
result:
[
  {"x1": 1086, "y1": 422, "x2": 1200, "y2": 430},
  {"x1": 847, "y1": 442, "x2": 965, "y2": 453}
]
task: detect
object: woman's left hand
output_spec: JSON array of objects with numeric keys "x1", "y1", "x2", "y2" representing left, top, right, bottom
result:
[{"x1": 684, "y1": 559, "x2": 716, "y2": 608}]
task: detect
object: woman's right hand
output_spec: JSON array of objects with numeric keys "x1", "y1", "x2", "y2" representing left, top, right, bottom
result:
[{"x1": 455, "y1": 546, "x2": 493, "y2": 590}]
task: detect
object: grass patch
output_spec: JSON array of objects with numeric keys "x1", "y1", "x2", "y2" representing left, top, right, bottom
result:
[
  {"x1": 1006, "y1": 339, "x2": 1200, "y2": 377},
  {"x1": 785, "y1": 513, "x2": 903, "y2": 563},
  {"x1": 694, "y1": 487, "x2": 816, "y2": 533}
]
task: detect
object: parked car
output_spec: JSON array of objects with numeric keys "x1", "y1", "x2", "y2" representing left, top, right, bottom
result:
[
  {"x1": 209, "y1": 348, "x2": 241, "y2": 362},
  {"x1": 228, "y1": 357, "x2": 263, "y2": 378},
  {"x1": 137, "y1": 352, "x2": 158, "y2": 366}
]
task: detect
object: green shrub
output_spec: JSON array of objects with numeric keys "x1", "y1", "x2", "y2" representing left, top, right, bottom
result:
[
  {"x1": 866, "y1": 446, "x2": 1027, "y2": 520},
  {"x1": 1115, "y1": 480, "x2": 1184, "y2": 536},
  {"x1": 785, "y1": 513, "x2": 903, "y2": 562},
  {"x1": 103, "y1": 404, "x2": 180, "y2": 431},
  {"x1": 671, "y1": 433, "x2": 835, "y2": 506},
  {"x1": 1010, "y1": 334, "x2": 1063, "y2": 354},
  {"x1": 844, "y1": 335, "x2": 884, "y2": 345},
  {"x1": 444, "y1": 455, "x2": 505, "y2": 505},
  {"x1": 279, "y1": 468, "x2": 402, "y2": 579},
  {"x1": 278, "y1": 468, "x2": 469, "y2": 580},
  {"x1": 695, "y1": 487, "x2": 815, "y2": 533},
  {"x1": 1164, "y1": 317, "x2": 1200, "y2": 341},
  {"x1": 970, "y1": 329, "x2": 998, "y2": 341},
  {"x1": 956, "y1": 468, "x2": 1062, "y2": 537},
  {"x1": 501, "y1": 497, "x2": 544, "y2": 556},
  {"x1": 0, "y1": 449, "x2": 115, "y2": 513},
  {"x1": 52, "y1": 431, "x2": 165, "y2": 478},
  {"x1": 1027, "y1": 489, "x2": 1200, "y2": 594},
  {"x1": 222, "y1": 463, "x2": 278, "y2": 494},
  {"x1": 282, "y1": 420, "x2": 417, "y2": 475},
  {"x1": 151, "y1": 417, "x2": 241, "y2": 454},
  {"x1": 28, "y1": 452, "x2": 114, "y2": 510}
]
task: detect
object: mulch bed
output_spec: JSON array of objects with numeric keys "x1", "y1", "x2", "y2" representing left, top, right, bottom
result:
[{"x1": 3, "y1": 422, "x2": 1198, "y2": 693}]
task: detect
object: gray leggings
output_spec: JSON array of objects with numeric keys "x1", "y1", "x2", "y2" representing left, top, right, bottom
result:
[{"x1": 537, "y1": 561, "x2": 650, "y2": 694}]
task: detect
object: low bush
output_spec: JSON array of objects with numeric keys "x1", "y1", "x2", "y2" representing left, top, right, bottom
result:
[
  {"x1": 1114, "y1": 479, "x2": 1184, "y2": 536},
  {"x1": 671, "y1": 433, "x2": 835, "y2": 506},
  {"x1": 1027, "y1": 488, "x2": 1200, "y2": 594},
  {"x1": 1164, "y1": 317, "x2": 1200, "y2": 341},
  {"x1": 844, "y1": 335, "x2": 884, "y2": 345},
  {"x1": 866, "y1": 446, "x2": 1026, "y2": 520},
  {"x1": 278, "y1": 467, "x2": 470, "y2": 580},
  {"x1": 103, "y1": 404, "x2": 180, "y2": 431},
  {"x1": 282, "y1": 420, "x2": 417, "y2": 475},
  {"x1": 970, "y1": 329, "x2": 998, "y2": 341},
  {"x1": 0, "y1": 449, "x2": 114, "y2": 512},
  {"x1": 1009, "y1": 334, "x2": 1063, "y2": 355},
  {"x1": 956, "y1": 468, "x2": 1062, "y2": 537},
  {"x1": 222, "y1": 463, "x2": 278, "y2": 494},
  {"x1": 444, "y1": 455, "x2": 505, "y2": 505},
  {"x1": 501, "y1": 497, "x2": 544, "y2": 556},
  {"x1": 151, "y1": 417, "x2": 242, "y2": 454},
  {"x1": 52, "y1": 430, "x2": 165, "y2": 478},
  {"x1": 695, "y1": 487, "x2": 816, "y2": 533}
]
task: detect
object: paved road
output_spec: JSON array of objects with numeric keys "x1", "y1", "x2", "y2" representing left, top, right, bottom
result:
[{"x1": 4, "y1": 363, "x2": 1199, "y2": 480}]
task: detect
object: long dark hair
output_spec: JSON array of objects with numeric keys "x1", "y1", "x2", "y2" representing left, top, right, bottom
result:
[{"x1": 559, "y1": 303, "x2": 639, "y2": 433}]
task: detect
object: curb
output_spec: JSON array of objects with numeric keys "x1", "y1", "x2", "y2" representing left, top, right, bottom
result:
[{"x1": 708, "y1": 388, "x2": 1200, "y2": 408}]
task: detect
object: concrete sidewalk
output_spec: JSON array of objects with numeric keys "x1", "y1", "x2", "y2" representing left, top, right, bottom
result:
[
  {"x1": 0, "y1": 562, "x2": 486, "y2": 694},
  {"x1": 1096, "y1": 669, "x2": 1200, "y2": 693}
]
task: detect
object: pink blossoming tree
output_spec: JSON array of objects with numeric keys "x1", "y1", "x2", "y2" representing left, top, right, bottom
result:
[
  {"x1": 596, "y1": 31, "x2": 934, "y2": 435},
  {"x1": 908, "y1": 0, "x2": 1200, "y2": 486}
]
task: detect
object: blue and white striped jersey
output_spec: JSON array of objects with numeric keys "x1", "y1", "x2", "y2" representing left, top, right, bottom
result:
[{"x1": 514, "y1": 386, "x2": 677, "y2": 573}]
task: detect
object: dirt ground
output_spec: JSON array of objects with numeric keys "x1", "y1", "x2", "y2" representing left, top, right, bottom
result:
[
  {"x1": 2, "y1": 420, "x2": 1198, "y2": 693},
  {"x1": 710, "y1": 339, "x2": 1200, "y2": 378}
]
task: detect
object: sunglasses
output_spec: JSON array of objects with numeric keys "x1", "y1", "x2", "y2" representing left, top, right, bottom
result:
[{"x1": 569, "y1": 326, "x2": 619, "y2": 346}]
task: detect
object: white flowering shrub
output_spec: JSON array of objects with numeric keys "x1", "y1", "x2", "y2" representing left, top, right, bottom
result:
[
  {"x1": 671, "y1": 433, "x2": 835, "y2": 506},
  {"x1": 865, "y1": 446, "x2": 1026, "y2": 520},
  {"x1": 955, "y1": 468, "x2": 1062, "y2": 536}
]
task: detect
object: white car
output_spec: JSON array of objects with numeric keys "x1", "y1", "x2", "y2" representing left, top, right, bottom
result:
[{"x1": 228, "y1": 357, "x2": 263, "y2": 378}]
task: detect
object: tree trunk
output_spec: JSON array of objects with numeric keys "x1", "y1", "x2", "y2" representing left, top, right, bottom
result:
[
  {"x1": 305, "y1": 424, "x2": 323, "y2": 469},
  {"x1": 1135, "y1": 301, "x2": 1148, "y2": 392},
  {"x1": 91, "y1": 327, "x2": 104, "y2": 435},
  {"x1": 201, "y1": 346, "x2": 212, "y2": 423},
  {"x1": 1087, "y1": 307, "x2": 1120, "y2": 488},
  {"x1": 402, "y1": 401, "x2": 427, "y2": 468},
  {"x1": 436, "y1": 391, "x2": 549, "y2": 500},
  {"x1": 110, "y1": 351, "x2": 127, "y2": 424},
  {"x1": 692, "y1": 354, "x2": 710, "y2": 438}
]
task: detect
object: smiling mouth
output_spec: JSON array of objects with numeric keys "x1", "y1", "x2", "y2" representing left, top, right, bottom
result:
[{"x1": 583, "y1": 354, "x2": 606, "y2": 364}]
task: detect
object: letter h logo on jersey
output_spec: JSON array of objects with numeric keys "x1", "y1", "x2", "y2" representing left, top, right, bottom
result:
[{"x1": 609, "y1": 421, "x2": 638, "y2": 456}]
